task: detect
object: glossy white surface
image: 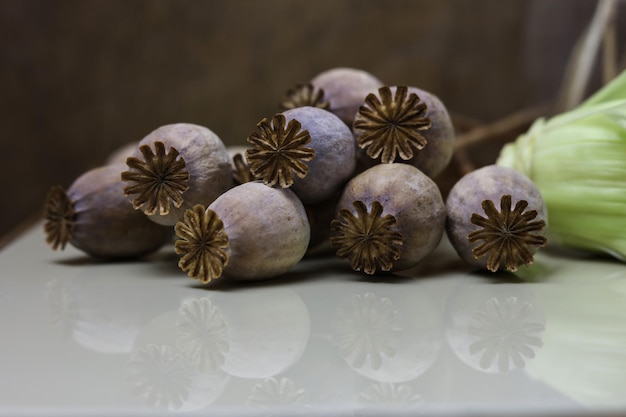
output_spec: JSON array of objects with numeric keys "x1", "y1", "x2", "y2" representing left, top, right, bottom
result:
[{"x1": 1, "y1": 225, "x2": 626, "y2": 416}]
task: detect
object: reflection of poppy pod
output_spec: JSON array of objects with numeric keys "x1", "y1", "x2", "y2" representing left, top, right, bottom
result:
[
  {"x1": 329, "y1": 282, "x2": 443, "y2": 383},
  {"x1": 129, "y1": 305, "x2": 230, "y2": 412},
  {"x1": 247, "y1": 377, "x2": 308, "y2": 408},
  {"x1": 216, "y1": 287, "x2": 311, "y2": 379},
  {"x1": 358, "y1": 381, "x2": 424, "y2": 409},
  {"x1": 444, "y1": 279, "x2": 546, "y2": 374},
  {"x1": 45, "y1": 266, "x2": 181, "y2": 355},
  {"x1": 132, "y1": 290, "x2": 307, "y2": 385}
]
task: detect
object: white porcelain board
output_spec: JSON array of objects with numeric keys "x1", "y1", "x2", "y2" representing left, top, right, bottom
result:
[{"x1": 1, "y1": 224, "x2": 625, "y2": 416}]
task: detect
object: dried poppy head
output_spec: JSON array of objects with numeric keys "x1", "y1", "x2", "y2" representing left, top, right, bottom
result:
[
  {"x1": 121, "y1": 123, "x2": 233, "y2": 226},
  {"x1": 310, "y1": 67, "x2": 384, "y2": 127},
  {"x1": 446, "y1": 165, "x2": 548, "y2": 272},
  {"x1": 174, "y1": 182, "x2": 311, "y2": 283},
  {"x1": 43, "y1": 164, "x2": 172, "y2": 259},
  {"x1": 354, "y1": 85, "x2": 455, "y2": 178},
  {"x1": 246, "y1": 107, "x2": 356, "y2": 205},
  {"x1": 331, "y1": 163, "x2": 446, "y2": 275},
  {"x1": 245, "y1": 114, "x2": 315, "y2": 188},
  {"x1": 279, "y1": 83, "x2": 330, "y2": 111}
]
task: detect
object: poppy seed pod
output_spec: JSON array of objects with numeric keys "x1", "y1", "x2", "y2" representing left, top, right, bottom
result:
[
  {"x1": 354, "y1": 85, "x2": 455, "y2": 178},
  {"x1": 43, "y1": 163, "x2": 172, "y2": 259},
  {"x1": 446, "y1": 165, "x2": 548, "y2": 272},
  {"x1": 121, "y1": 123, "x2": 233, "y2": 226},
  {"x1": 306, "y1": 67, "x2": 384, "y2": 127},
  {"x1": 174, "y1": 181, "x2": 310, "y2": 283},
  {"x1": 245, "y1": 107, "x2": 356, "y2": 205},
  {"x1": 331, "y1": 163, "x2": 446, "y2": 274}
]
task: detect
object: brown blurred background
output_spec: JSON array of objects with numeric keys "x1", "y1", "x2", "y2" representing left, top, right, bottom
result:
[{"x1": 0, "y1": 0, "x2": 620, "y2": 242}]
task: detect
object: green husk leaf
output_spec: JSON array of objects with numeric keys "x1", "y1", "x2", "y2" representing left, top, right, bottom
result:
[
  {"x1": 497, "y1": 72, "x2": 626, "y2": 260},
  {"x1": 580, "y1": 69, "x2": 626, "y2": 108}
]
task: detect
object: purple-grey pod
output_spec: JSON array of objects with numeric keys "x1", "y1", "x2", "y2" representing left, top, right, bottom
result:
[
  {"x1": 331, "y1": 163, "x2": 446, "y2": 274},
  {"x1": 311, "y1": 67, "x2": 385, "y2": 128},
  {"x1": 174, "y1": 181, "x2": 311, "y2": 283},
  {"x1": 354, "y1": 85, "x2": 455, "y2": 179},
  {"x1": 245, "y1": 107, "x2": 356, "y2": 205},
  {"x1": 122, "y1": 123, "x2": 233, "y2": 226},
  {"x1": 445, "y1": 165, "x2": 548, "y2": 272},
  {"x1": 43, "y1": 163, "x2": 172, "y2": 259},
  {"x1": 283, "y1": 106, "x2": 357, "y2": 204}
]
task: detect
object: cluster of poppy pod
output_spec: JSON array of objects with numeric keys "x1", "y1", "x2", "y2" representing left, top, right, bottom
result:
[{"x1": 43, "y1": 67, "x2": 549, "y2": 283}]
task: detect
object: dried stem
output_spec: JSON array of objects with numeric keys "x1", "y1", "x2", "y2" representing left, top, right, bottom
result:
[
  {"x1": 602, "y1": 7, "x2": 619, "y2": 84},
  {"x1": 453, "y1": 104, "x2": 552, "y2": 152},
  {"x1": 557, "y1": 0, "x2": 618, "y2": 111},
  {"x1": 450, "y1": 111, "x2": 484, "y2": 132}
]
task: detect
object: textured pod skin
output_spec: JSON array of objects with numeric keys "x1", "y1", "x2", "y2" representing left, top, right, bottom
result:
[
  {"x1": 445, "y1": 165, "x2": 548, "y2": 271},
  {"x1": 356, "y1": 86, "x2": 455, "y2": 179},
  {"x1": 336, "y1": 163, "x2": 446, "y2": 272},
  {"x1": 283, "y1": 106, "x2": 357, "y2": 205},
  {"x1": 67, "y1": 164, "x2": 172, "y2": 259},
  {"x1": 403, "y1": 86, "x2": 455, "y2": 178},
  {"x1": 311, "y1": 67, "x2": 384, "y2": 128},
  {"x1": 210, "y1": 182, "x2": 310, "y2": 280},
  {"x1": 131, "y1": 123, "x2": 232, "y2": 225}
]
